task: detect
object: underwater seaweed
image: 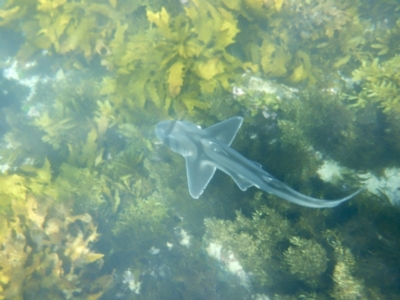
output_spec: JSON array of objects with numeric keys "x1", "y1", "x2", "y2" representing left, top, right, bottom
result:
[
  {"x1": 204, "y1": 205, "x2": 292, "y2": 289},
  {"x1": 283, "y1": 236, "x2": 328, "y2": 287},
  {"x1": 352, "y1": 55, "x2": 400, "y2": 113},
  {"x1": 0, "y1": 192, "x2": 110, "y2": 299}
]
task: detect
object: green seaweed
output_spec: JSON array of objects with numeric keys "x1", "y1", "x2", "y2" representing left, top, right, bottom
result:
[
  {"x1": 111, "y1": 192, "x2": 170, "y2": 252},
  {"x1": 204, "y1": 205, "x2": 292, "y2": 288},
  {"x1": 0, "y1": 186, "x2": 110, "y2": 299},
  {"x1": 351, "y1": 55, "x2": 400, "y2": 113},
  {"x1": 283, "y1": 236, "x2": 328, "y2": 287}
]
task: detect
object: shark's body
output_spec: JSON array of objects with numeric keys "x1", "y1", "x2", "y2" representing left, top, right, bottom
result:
[{"x1": 155, "y1": 116, "x2": 361, "y2": 208}]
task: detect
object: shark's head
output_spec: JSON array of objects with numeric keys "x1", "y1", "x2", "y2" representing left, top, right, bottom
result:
[
  {"x1": 155, "y1": 120, "x2": 200, "y2": 157},
  {"x1": 155, "y1": 120, "x2": 175, "y2": 144}
]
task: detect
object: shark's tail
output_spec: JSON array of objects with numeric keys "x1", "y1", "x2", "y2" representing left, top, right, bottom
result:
[{"x1": 261, "y1": 176, "x2": 363, "y2": 208}]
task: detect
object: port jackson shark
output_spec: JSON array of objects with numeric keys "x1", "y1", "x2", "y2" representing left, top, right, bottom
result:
[{"x1": 155, "y1": 117, "x2": 361, "y2": 208}]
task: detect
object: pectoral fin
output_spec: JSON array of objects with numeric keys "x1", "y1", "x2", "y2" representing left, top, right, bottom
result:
[{"x1": 185, "y1": 156, "x2": 216, "y2": 199}]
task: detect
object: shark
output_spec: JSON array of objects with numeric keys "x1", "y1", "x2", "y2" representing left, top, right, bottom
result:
[{"x1": 155, "y1": 116, "x2": 362, "y2": 208}]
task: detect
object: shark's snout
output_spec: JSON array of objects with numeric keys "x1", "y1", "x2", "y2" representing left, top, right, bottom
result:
[{"x1": 155, "y1": 120, "x2": 174, "y2": 143}]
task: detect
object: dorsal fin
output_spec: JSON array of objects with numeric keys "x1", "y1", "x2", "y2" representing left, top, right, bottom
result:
[{"x1": 204, "y1": 117, "x2": 243, "y2": 146}]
